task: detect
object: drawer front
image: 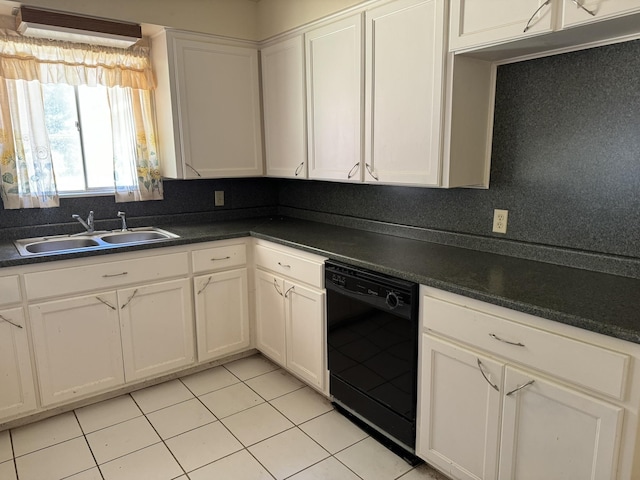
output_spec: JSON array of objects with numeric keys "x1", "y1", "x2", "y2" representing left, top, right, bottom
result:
[
  {"x1": 25, "y1": 252, "x2": 189, "y2": 300},
  {"x1": 192, "y1": 243, "x2": 246, "y2": 273},
  {"x1": 255, "y1": 244, "x2": 324, "y2": 288},
  {"x1": 0, "y1": 275, "x2": 21, "y2": 306},
  {"x1": 423, "y1": 296, "x2": 630, "y2": 400}
]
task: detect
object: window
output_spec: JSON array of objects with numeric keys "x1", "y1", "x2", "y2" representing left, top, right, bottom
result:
[
  {"x1": 42, "y1": 84, "x2": 137, "y2": 195},
  {"x1": 0, "y1": 35, "x2": 162, "y2": 209}
]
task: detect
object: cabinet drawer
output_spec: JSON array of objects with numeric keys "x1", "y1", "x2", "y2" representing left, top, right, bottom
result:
[
  {"x1": 192, "y1": 243, "x2": 246, "y2": 273},
  {"x1": 25, "y1": 252, "x2": 189, "y2": 301},
  {"x1": 423, "y1": 296, "x2": 630, "y2": 400},
  {"x1": 255, "y1": 243, "x2": 324, "y2": 288},
  {"x1": 0, "y1": 275, "x2": 21, "y2": 306}
]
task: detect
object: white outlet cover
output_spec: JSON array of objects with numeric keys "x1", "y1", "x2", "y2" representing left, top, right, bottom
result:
[{"x1": 493, "y1": 209, "x2": 508, "y2": 234}]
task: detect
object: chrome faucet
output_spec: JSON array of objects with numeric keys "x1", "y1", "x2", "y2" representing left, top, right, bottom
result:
[
  {"x1": 117, "y1": 211, "x2": 128, "y2": 231},
  {"x1": 72, "y1": 211, "x2": 95, "y2": 234}
]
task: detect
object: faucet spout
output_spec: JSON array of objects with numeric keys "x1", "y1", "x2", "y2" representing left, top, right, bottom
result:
[
  {"x1": 72, "y1": 211, "x2": 95, "y2": 234},
  {"x1": 117, "y1": 211, "x2": 127, "y2": 231}
]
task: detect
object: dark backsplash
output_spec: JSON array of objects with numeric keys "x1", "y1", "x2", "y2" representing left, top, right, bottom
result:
[
  {"x1": 278, "y1": 38, "x2": 640, "y2": 261},
  {"x1": 0, "y1": 178, "x2": 279, "y2": 233},
  {"x1": 1, "y1": 39, "x2": 638, "y2": 266}
]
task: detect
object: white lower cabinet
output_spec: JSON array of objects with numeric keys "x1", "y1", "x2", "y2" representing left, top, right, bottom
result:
[
  {"x1": 420, "y1": 335, "x2": 501, "y2": 480},
  {"x1": 255, "y1": 269, "x2": 287, "y2": 366},
  {"x1": 499, "y1": 366, "x2": 622, "y2": 480},
  {"x1": 254, "y1": 240, "x2": 327, "y2": 392},
  {"x1": 194, "y1": 269, "x2": 250, "y2": 362},
  {"x1": 29, "y1": 294, "x2": 124, "y2": 406},
  {"x1": 0, "y1": 308, "x2": 36, "y2": 419},
  {"x1": 420, "y1": 334, "x2": 622, "y2": 480},
  {"x1": 418, "y1": 287, "x2": 634, "y2": 480},
  {"x1": 119, "y1": 278, "x2": 194, "y2": 382},
  {"x1": 255, "y1": 270, "x2": 325, "y2": 390},
  {"x1": 284, "y1": 280, "x2": 325, "y2": 388},
  {"x1": 30, "y1": 278, "x2": 195, "y2": 404}
]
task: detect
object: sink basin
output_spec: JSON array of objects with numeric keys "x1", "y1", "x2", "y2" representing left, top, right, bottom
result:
[
  {"x1": 100, "y1": 230, "x2": 174, "y2": 244},
  {"x1": 25, "y1": 238, "x2": 100, "y2": 254},
  {"x1": 14, "y1": 227, "x2": 180, "y2": 257}
]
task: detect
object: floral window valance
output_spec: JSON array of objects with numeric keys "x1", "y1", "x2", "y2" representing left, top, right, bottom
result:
[{"x1": 0, "y1": 34, "x2": 155, "y2": 89}]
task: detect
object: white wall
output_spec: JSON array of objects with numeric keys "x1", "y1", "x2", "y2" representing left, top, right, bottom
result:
[
  {"x1": 0, "y1": 0, "x2": 367, "y2": 40},
  {"x1": 256, "y1": 0, "x2": 366, "y2": 40}
]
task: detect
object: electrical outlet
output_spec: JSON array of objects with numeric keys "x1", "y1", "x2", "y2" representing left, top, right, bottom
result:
[
  {"x1": 493, "y1": 209, "x2": 508, "y2": 234},
  {"x1": 214, "y1": 190, "x2": 224, "y2": 207}
]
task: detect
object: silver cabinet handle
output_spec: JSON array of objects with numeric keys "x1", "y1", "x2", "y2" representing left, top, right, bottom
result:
[
  {"x1": 365, "y1": 163, "x2": 379, "y2": 181},
  {"x1": 0, "y1": 313, "x2": 22, "y2": 329},
  {"x1": 294, "y1": 161, "x2": 305, "y2": 177},
  {"x1": 571, "y1": 0, "x2": 596, "y2": 16},
  {"x1": 96, "y1": 296, "x2": 116, "y2": 310},
  {"x1": 524, "y1": 0, "x2": 551, "y2": 32},
  {"x1": 273, "y1": 279, "x2": 283, "y2": 297},
  {"x1": 489, "y1": 333, "x2": 525, "y2": 347},
  {"x1": 278, "y1": 262, "x2": 291, "y2": 269},
  {"x1": 197, "y1": 276, "x2": 213, "y2": 295},
  {"x1": 186, "y1": 163, "x2": 202, "y2": 177},
  {"x1": 347, "y1": 162, "x2": 360, "y2": 179},
  {"x1": 211, "y1": 256, "x2": 231, "y2": 261},
  {"x1": 284, "y1": 286, "x2": 295, "y2": 298},
  {"x1": 121, "y1": 288, "x2": 139, "y2": 309},
  {"x1": 506, "y1": 380, "x2": 535, "y2": 396},
  {"x1": 103, "y1": 272, "x2": 128, "y2": 278},
  {"x1": 477, "y1": 358, "x2": 499, "y2": 392}
]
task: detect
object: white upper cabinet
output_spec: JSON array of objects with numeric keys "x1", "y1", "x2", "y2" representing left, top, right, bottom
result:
[
  {"x1": 261, "y1": 36, "x2": 308, "y2": 179},
  {"x1": 560, "y1": 0, "x2": 640, "y2": 28},
  {"x1": 450, "y1": 0, "x2": 640, "y2": 52},
  {"x1": 303, "y1": 0, "x2": 490, "y2": 188},
  {"x1": 305, "y1": 15, "x2": 363, "y2": 182},
  {"x1": 152, "y1": 30, "x2": 263, "y2": 179},
  {"x1": 364, "y1": 0, "x2": 446, "y2": 186},
  {"x1": 450, "y1": 0, "x2": 555, "y2": 51}
]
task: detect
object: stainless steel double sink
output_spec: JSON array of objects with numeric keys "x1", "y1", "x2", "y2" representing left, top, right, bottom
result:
[{"x1": 14, "y1": 227, "x2": 180, "y2": 257}]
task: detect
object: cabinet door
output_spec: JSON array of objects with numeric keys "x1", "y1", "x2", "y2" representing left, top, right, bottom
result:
[
  {"x1": 365, "y1": 0, "x2": 446, "y2": 186},
  {"x1": 172, "y1": 36, "x2": 263, "y2": 178},
  {"x1": 560, "y1": 0, "x2": 640, "y2": 28},
  {"x1": 306, "y1": 15, "x2": 363, "y2": 182},
  {"x1": 284, "y1": 281, "x2": 325, "y2": 390},
  {"x1": 0, "y1": 308, "x2": 36, "y2": 419},
  {"x1": 119, "y1": 279, "x2": 194, "y2": 382},
  {"x1": 255, "y1": 269, "x2": 286, "y2": 366},
  {"x1": 499, "y1": 366, "x2": 623, "y2": 480},
  {"x1": 449, "y1": 0, "x2": 555, "y2": 51},
  {"x1": 194, "y1": 269, "x2": 250, "y2": 362},
  {"x1": 262, "y1": 36, "x2": 307, "y2": 179},
  {"x1": 29, "y1": 294, "x2": 124, "y2": 406},
  {"x1": 418, "y1": 335, "x2": 502, "y2": 480}
]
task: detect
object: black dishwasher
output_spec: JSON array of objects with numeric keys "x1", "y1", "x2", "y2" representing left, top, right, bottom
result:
[{"x1": 325, "y1": 261, "x2": 419, "y2": 459}]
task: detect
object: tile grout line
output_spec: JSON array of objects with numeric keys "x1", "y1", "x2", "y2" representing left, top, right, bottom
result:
[
  {"x1": 128, "y1": 392, "x2": 189, "y2": 479},
  {"x1": 8, "y1": 430, "x2": 18, "y2": 480},
  {"x1": 67, "y1": 410, "x2": 104, "y2": 480}
]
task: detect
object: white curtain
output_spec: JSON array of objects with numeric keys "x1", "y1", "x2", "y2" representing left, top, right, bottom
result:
[
  {"x1": 108, "y1": 87, "x2": 162, "y2": 202},
  {"x1": 0, "y1": 77, "x2": 58, "y2": 208},
  {"x1": 0, "y1": 34, "x2": 162, "y2": 209}
]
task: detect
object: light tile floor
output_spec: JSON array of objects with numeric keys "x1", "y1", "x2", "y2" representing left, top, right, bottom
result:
[{"x1": 0, "y1": 354, "x2": 448, "y2": 480}]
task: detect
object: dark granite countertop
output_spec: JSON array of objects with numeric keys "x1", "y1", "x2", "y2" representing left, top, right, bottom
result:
[{"x1": 1, "y1": 216, "x2": 639, "y2": 344}]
